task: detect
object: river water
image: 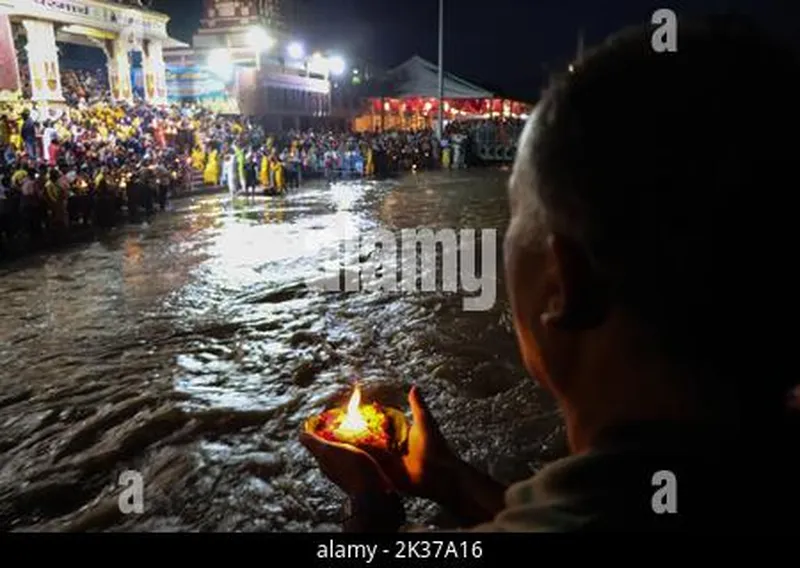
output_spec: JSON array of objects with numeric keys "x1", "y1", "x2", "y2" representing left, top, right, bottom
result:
[{"x1": 0, "y1": 169, "x2": 564, "y2": 532}]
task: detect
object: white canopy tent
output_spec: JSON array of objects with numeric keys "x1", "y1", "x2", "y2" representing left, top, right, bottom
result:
[
  {"x1": 354, "y1": 55, "x2": 530, "y2": 132},
  {"x1": 371, "y1": 55, "x2": 495, "y2": 99}
]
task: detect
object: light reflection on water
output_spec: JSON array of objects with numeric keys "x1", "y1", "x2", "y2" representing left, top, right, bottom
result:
[{"x1": 0, "y1": 170, "x2": 564, "y2": 532}]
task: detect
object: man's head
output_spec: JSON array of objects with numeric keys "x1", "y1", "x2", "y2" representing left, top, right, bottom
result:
[{"x1": 505, "y1": 17, "x2": 800, "y2": 450}]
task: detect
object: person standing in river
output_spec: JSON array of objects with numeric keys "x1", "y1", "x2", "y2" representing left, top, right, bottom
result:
[
  {"x1": 127, "y1": 170, "x2": 142, "y2": 224},
  {"x1": 301, "y1": 17, "x2": 800, "y2": 532}
]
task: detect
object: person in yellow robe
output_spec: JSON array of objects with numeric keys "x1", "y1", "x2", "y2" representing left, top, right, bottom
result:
[
  {"x1": 45, "y1": 170, "x2": 67, "y2": 230},
  {"x1": 365, "y1": 146, "x2": 375, "y2": 177},
  {"x1": 203, "y1": 148, "x2": 220, "y2": 185},
  {"x1": 9, "y1": 124, "x2": 22, "y2": 152},
  {"x1": 270, "y1": 155, "x2": 285, "y2": 193},
  {"x1": 442, "y1": 145, "x2": 452, "y2": 169},
  {"x1": 55, "y1": 121, "x2": 71, "y2": 143},
  {"x1": 259, "y1": 153, "x2": 269, "y2": 188},
  {"x1": 118, "y1": 123, "x2": 135, "y2": 142},
  {"x1": 11, "y1": 166, "x2": 28, "y2": 189},
  {"x1": 191, "y1": 146, "x2": 206, "y2": 171}
]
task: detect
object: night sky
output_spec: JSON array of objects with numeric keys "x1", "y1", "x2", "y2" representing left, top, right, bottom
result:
[{"x1": 151, "y1": 0, "x2": 798, "y2": 100}]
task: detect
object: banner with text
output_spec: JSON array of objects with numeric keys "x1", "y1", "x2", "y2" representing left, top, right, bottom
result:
[{"x1": 166, "y1": 65, "x2": 227, "y2": 100}]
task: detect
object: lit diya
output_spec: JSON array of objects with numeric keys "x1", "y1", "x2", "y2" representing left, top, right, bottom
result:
[{"x1": 305, "y1": 385, "x2": 408, "y2": 453}]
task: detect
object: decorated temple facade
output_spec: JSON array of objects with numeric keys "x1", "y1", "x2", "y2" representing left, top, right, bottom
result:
[
  {"x1": 0, "y1": 0, "x2": 186, "y2": 105},
  {"x1": 193, "y1": 0, "x2": 276, "y2": 60},
  {"x1": 164, "y1": 0, "x2": 332, "y2": 127}
]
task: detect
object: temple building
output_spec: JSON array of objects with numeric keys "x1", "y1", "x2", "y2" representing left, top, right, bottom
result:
[
  {"x1": 163, "y1": 0, "x2": 335, "y2": 129},
  {"x1": 192, "y1": 0, "x2": 283, "y2": 63},
  {"x1": 0, "y1": 0, "x2": 186, "y2": 106}
]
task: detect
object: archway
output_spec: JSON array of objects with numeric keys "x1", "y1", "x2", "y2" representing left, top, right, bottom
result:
[{"x1": 0, "y1": 1, "x2": 185, "y2": 106}]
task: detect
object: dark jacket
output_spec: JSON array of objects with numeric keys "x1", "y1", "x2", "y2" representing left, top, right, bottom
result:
[{"x1": 467, "y1": 421, "x2": 800, "y2": 532}]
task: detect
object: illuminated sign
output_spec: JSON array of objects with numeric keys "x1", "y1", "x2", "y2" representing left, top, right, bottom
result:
[
  {"x1": 32, "y1": 0, "x2": 89, "y2": 16},
  {"x1": 166, "y1": 65, "x2": 227, "y2": 99},
  {"x1": 28, "y1": 0, "x2": 167, "y2": 37}
]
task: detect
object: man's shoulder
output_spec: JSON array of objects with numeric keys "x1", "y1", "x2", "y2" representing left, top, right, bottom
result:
[{"x1": 473, "y1": 429, "x2": 800, "y2": 532}]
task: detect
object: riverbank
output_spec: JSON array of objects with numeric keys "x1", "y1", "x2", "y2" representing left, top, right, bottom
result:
[{"x1": 0, "y1": 169, "x2": 425, "y2": 265}]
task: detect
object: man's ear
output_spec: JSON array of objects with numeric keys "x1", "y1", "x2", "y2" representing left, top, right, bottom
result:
[{"x1": 541, "y1": 233, "x2": 609, "y2": 331}]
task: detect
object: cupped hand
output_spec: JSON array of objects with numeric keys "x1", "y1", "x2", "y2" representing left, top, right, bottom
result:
[
  {"x1": 300, "y1": 431, "x2": 394, "y2": 496},
  {"x1": 363, "y1": 385, "x2": 462, "y2": 503}
]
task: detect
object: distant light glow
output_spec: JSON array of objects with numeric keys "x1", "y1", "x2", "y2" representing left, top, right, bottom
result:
[
  {"x1": 207, "y1": 48, "x2": 234, "y2": 81},
  {"x1": 328, "y1": 55, "x2": 346, "y2": 76},
  {"x1": 308, "y1": 52, "x2": 328, "y2": 75},
  {"x1": 247, "y1": 26, "x2": 275, "y2": 51},
  {"x1": 287, "y1": 41, "x2": 304, "y2": 60}
]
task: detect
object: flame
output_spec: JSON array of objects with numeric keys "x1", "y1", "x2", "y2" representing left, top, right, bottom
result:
[{"x1": 337, "y1": 385, "x2": 367, "y2": 434}]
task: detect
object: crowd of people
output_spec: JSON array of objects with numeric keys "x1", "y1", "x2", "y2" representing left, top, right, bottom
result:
[
  {"x1": 198, "y1": 122, "x2": 479, "y2": 199},
  {"x1": 0, "y1": 88, "x2": 245, "y2": 252},
  {"x1": 0, "y1": 62, "x2": 522, "y2": 256}
]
